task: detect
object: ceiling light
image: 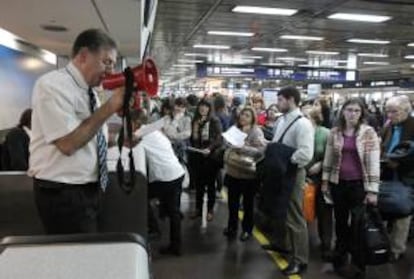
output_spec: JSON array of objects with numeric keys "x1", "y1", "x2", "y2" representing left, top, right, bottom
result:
[
  {"x1": 184, "y1": 53, "x2": 209, "y2": 57},
  {"x1": 408, "y1": 43, "x2": 414, "y2": 47},
  {"x1": 280, "y1": 35, "x2": 324, "y2": 41},
  {"x1": 261, "y1": 63, "x2": 285, "y2": 66},
  {"x1": 193, "y1": 44, "x2": 230, "y2": 49},
  {"x1": 357, "y1": 53, "x2": 388, "y2": 58},
  {"x1": 298, "y1": 64, "x2": 317, "y2": 67},
  {"x1": 306, "y1": 50, "x2": 340, "y2": 55},
  {"x1": 405, "y1": 55, "x2": 414, "y2": 59},
  {"x1": 232, "y1": 5, "x2": 298, "y2": 16},
  {"x1": 207, "y1": 31, "x2": 254, "y2": 37},
  {"x1": 276, "y1": 57, "x2": 307, "y2": 62},
  {"x1": 177, "y1": 59, "x2": 204, "y2": 63},
  {"x1": 363, "y1": 61, "x2": 389, "y2": 65},
  {"x1": 214, "y1": 59, "x2": 255, "y2": 64},
  {"x1": 41, "y1": 49, "x2": 57, "y2": 65},
  {"x1": 239, "y1": 55, "x2": 263, "y2": 59},
  {"x1": 347, "y1": 38, "x2": 390, "y2": 44},
  {"x1": 328, "y1": 13, "x2": 391, "y2": 23},
  {"x1": 251, "y1": 47, "x2": 288, "y2": 52}
]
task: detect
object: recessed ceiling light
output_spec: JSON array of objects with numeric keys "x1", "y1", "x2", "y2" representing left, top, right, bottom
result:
[
  {"x1": 251, "y1": 47, "x2": 288, "y2": 52},
  {"x1": 347, "y1": 38, "x2": 390, "y2": 44},
  {"x1": 232, "y1": 5, "x2": 298, "y2": 16},
  {"x1": 184, "y1": 53, "x2": 209, "y2": 57},
  {"x1": 261, "y1": 63, "x2": 285, "y2": 66},
  {"x1": 363, "y1": 61, "x2": 389, "y2": 65},
  {"x1": 207, "y1": 31, "x2": 254, "y2": 37},
  {"x1": 306, "y1": 50, "x2": 340, "y2": 55},
  {"x1": 177, "y1": 59, "x2": 204, "y2": 63},
  {"x1": 276, "y1": 57, "x2": 307, "y2": 62},
  {"x1": 193, "y1": 44, "x2": 230, "y2": 49},
  {"x1": 280, "y1": 35, "x2": 324, "y2": 41},
  {"x1": 357, "y1": 53, "x2": 389, "y2": 58},
  {"x1": 328, "y1": 13, "x2": 391, "y2": 23}
]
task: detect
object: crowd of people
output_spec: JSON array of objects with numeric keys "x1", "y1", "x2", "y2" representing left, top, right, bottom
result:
[{"x1": 2, "y1": 28, "x2": 411, "y2": 279}]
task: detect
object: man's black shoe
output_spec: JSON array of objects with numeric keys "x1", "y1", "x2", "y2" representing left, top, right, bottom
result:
[
  {"x1": 261, "y1": 243, "x2": 290, "y2": 254},
  {"x1": 281, "y1": 262, "x2": 307, "y2": 276}
]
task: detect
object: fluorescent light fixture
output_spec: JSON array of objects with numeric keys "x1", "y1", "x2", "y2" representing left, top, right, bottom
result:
[
  {"x1": 405, "y1": 55, "x2": 414, "y2": 59},
  {"x1": 232, "y1": 5, "x2": 298, "y2": 16},
  {"x1": 0, "y1": 27, "x2": 19, "y2": 50},
  {"x1": 215, "y1": 59, "x2": 255, "y2": 64},
  {"x1": 357, "y1": 53, "x2": 388, "y2": 58},
  {"x1": 184, "y1": 53, "x2": 209, "y2": 57},
  {"x1": 276, "y1": 57, "x2": 307, "y2": 62},
  {"x1": 333, "y1": 60, "x2": 348, "y2": 63},
  {"x1": 347, "y1": 38, "x2": 390, "y2": 44},
  {"x1": 240, "y1": 55, "x2": 263, "y2": 59},
  {"x1": 207, "y1": 31, "x2": 254, "y2": 37},
  {"x1": 251, "y1": 47, "x2": 288, "y2": 52},
  {"x1": 328, "y1": 13, "x2": 391, "y2": 23},
  {"x1": 306, "y1": 50, "x2": 339, "y2": 55},
  {"x1": 177, "y1": 59, "x2": 204, "y2": 63},
  {"x1": 280, "y1": 35, "x2": 324, "y2": 41},
  {"x1": 41, "y1": 49, "x2": 57, "y2": 65},
  {"x1": 363, "y1": 61, "x2": 389, "y2": 65},
  {"x1": 411, "y1": 65, "x2": 414, "y2": 68},
  {"x1": 261, "y1": 63, "x2": 285, "y2": 66},
  {"x1": 193, "y1": 44, "x2": 230, "y2": 49},
  {"x1": 408, "y1": 43, "x2": 414, "y2": 47},
  {"x1": 298, "y1": 64, "x2": 317, "y2": 67}
]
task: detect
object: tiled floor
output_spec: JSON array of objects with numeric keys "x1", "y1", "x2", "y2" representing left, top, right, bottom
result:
[{"x1": 150, "y1": 191, "x2": 414, "y2": 279}]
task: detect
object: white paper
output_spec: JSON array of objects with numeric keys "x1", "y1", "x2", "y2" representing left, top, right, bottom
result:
[
  {"x1": 134, "y1": 117, "x2": 165, "y2": 138},
  {"x1": 222, "y1": 125, "x2": 248, "y2": 147},
  {"x1": 187, "y1": 146, "x2": 210, "y2": 155}
]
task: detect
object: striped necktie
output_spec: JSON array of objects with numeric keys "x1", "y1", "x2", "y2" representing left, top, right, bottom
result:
[{"x1": 88, "y1": 87, "x2": 109, "y2": 191}]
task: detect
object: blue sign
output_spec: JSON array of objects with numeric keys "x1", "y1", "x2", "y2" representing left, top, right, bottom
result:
[{"x1": 196, "y1": 63, "x2": 355, "y2": 81}]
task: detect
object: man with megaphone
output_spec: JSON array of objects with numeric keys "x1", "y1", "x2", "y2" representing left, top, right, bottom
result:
[{"x1": 29, "y1": 29, "x2": 125, "y2": 234}]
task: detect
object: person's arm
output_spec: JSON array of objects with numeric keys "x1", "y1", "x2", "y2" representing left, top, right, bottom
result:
[
  {"x1": 363, "y1": 128, "x2": 381, "y2": 194},
  {"x1": 5, "y1": 129, "x2": 29, "y2": 170},
  {"x1": 35, "y1": 79, "x2": 124, "y2": 156},
  {"x1": 321, "y1": 130, "x2": 334, "y2": 191},
  {"x1": 54, "y1": 95, "x2": 122, "y2": 156},
  {"x1": 291, "y1": 119, "x2": 314, "y2": 167}
]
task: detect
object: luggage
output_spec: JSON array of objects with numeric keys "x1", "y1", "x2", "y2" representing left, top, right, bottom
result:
[
  {"x1": 378, "y1": 181, "x2": 414, "y2": 219},
  {"x1": 0, "y1": 233, "x2": 149, "y2": 279}
]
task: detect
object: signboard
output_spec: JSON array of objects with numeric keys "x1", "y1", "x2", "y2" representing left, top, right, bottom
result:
[{"x1": 196, "y1": 64, "x2": 356, "y2": 81}]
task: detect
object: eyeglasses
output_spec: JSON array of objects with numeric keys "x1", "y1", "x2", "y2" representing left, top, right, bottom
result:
[{"x1": 345, "y1": 108, "x2": 361, "y2": 114}]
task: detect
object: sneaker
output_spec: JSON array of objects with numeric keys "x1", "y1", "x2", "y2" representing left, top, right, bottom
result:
[
  {"x1": 207, "y1": 212, "x2": 214, "y2": 222},
  {"x1": 239, "y1": 232, "x2": 252, "y2": 242}
]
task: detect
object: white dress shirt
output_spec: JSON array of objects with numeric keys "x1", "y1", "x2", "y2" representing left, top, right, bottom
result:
[
  {"x1": 272, "y1": 108, "x2": 314, "y2": 168},
  {"x1": 29, "y1": 62, "x2": 107, "y2": 184},
  {"x1": 107, "y1": 130, "x2": 184, "y2": 183}
]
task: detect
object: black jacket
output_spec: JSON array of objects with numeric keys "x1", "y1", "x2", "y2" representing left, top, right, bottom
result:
[
  {"x1": 1, "y1": 127, "x2": 30, "y2": 171},
  {"x1": 261, "y1": 142, "x2": 297, "y2": 220}
]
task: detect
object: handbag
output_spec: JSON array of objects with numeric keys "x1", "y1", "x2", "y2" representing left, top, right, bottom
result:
[{"x1": 224, "y1": 148, "x2": 264, "y2": 176}]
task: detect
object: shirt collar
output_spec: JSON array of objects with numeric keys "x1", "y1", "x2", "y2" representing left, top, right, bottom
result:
[
  {"x1": 283, "y1": 108, "x2": 302, "y2": 121},
  {"x1": 66, "y1": 62, "x2": 89, "y2": 90}
]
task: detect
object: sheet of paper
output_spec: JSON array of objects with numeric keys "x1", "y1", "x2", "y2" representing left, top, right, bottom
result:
[
  {"x1": 222, "y1": 125, "x2": 247, "y2": 148},
  {"x1": 186, "y1": 146, "x2": 210, "y2": 155},
  {"x1": 134, "y1": 117, "x2": 165, "y2": 138}
]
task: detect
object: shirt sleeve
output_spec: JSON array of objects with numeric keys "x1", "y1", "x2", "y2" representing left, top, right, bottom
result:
[
  {"x1": 34, "y1": 79, "x2": 79, "y2": 144},
  {"x1": 133, "y1": 143, "x2": 147, "y2": 177},
  {"x1": 291, "y1": 119, "x2": 315, "y2": 167}
]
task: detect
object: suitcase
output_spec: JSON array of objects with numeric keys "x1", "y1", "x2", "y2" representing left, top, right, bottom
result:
[{"x1": 0, "y1": 233, "x2": 149, "y2": 279}]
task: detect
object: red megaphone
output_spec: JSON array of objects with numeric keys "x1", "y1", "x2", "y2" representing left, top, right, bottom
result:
[{"x1": 102, "y1": 58, "x2": 159, "y2": 97}]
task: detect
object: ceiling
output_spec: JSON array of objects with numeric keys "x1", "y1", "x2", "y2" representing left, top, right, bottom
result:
[
  {"x1": 150, "y1": 0, "x2": 414, "y2": 81},
  {"x1": 0, "y1": 0, "x2": 142, "y2": 57},
  {"x1": 1, "y1": 0, "x2": 414, "y2": 82}
]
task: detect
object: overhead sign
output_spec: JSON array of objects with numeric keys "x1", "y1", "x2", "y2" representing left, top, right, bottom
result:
[{"x1": 196, "y1": 63, "x2": 356, "y2": 81}]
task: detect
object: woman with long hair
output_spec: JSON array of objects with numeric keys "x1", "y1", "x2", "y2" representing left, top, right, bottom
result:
[
  {"x1": 322, "y1": 98, "x2": 380, "y2": 278},
  {"x1": 223, "y1": 107, "x2": 266, "y2": 241},
  {"x1": 189, "y1": 99, "x2": 223, "y2": 221}
]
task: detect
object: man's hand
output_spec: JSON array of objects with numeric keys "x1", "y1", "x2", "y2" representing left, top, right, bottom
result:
[
  {"x1": 108, "y1": 86, "x2": 125, "y2": 114},
  {"x1": 365, "y1": 192, "x2": 378, "y2": 206},
  {"x1": 308, "y1": 162, "x2": 322, "y2": 176}
]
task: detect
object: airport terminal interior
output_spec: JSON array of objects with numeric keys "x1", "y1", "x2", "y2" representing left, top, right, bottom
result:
[{"x1": 0, "y1": 0, "x2": 413, "y2": 278}]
